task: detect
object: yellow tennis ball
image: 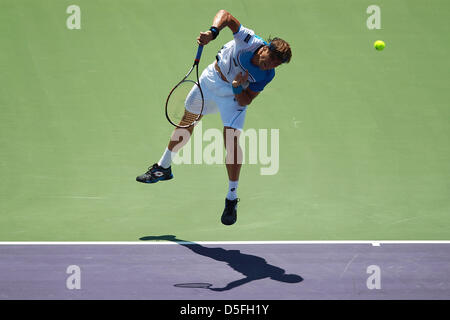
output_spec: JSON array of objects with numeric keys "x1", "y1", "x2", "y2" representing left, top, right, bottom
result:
[{"x1": 374, "y1": 40, "x2": 385, "y2": 51}]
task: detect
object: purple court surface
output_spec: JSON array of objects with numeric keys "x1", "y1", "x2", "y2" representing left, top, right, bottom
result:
[{"x1": 0, "y1": 240, "x2": 449, "y2": 300}]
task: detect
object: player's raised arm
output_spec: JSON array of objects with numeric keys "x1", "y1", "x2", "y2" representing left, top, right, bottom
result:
[
  {"x1": 211, "y1": 9, "x2": 241, "y2": 34},
  {"x1": 197, "y1": 10, "x2": 240, "y2": 45}
]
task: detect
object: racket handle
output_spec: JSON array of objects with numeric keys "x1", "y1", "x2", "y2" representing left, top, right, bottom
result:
[{"x1": 194, "y1": 45, "x2": 204, "y2": 65}]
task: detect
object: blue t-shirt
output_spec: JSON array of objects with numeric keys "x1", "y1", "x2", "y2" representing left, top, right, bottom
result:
[
  {"x1": 238, "y1": 48, "x2": 275, "y2": 92},
  {"x1": 216, "y1": 25, "x2": 275, "y2": 92}
]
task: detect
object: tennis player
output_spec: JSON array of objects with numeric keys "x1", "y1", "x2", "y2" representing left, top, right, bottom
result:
[{"x1": 137, "y1": 9, "x2": 292, "y2": 225}]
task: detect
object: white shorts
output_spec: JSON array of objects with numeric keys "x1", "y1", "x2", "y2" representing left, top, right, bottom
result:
[{"x1": 185, "y1": 63, "x2": 248, "y2": 131}]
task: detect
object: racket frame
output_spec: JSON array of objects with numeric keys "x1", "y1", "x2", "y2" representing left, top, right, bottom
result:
[{"x1": 165, "y1": 45, "x2": 205, "y2": 128}]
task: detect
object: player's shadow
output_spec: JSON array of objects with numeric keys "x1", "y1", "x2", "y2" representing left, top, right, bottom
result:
[{"x1": 139, "y1": 235, "x2": 303, "y2": 291}]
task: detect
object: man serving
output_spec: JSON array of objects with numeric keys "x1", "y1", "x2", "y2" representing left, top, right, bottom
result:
[{"x1": 137, "y1": 9, "x2": 292, "y2": 226}]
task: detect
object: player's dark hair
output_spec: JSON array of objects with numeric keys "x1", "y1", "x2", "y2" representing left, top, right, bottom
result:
[{"x1": 267, "y1": 37, "x2": 292, "y2": 64}]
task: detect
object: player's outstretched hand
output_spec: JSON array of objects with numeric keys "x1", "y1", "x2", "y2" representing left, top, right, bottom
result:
[{"x1": 197, "y1": 31, "x2": 213, "y2": 46}]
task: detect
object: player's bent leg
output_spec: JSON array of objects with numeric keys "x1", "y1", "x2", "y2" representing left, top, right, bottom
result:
[{"x1": 137, "y1": 65, "x2": 217, "y2": 185}]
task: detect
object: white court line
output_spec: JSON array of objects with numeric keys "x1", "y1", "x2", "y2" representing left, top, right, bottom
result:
[{"x1": 0, "y1": 241, "x2": 449, "y2": 245}]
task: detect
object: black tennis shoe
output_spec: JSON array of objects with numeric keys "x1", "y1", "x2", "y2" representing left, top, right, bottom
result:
[
  {"x1": 221, "y1": 198, "x2": 239, "y2": 226},
  {"x1": 136, "y1": 163, "x2": 173, "y2": 183}
]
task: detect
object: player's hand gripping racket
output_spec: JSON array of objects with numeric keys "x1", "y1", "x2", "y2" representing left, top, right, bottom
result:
[{"x1": 165, "y1": 45, "x2": 205, "y2": 128}]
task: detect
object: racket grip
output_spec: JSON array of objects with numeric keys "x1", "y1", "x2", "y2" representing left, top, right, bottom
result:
[{"x1": 194, "y1": 45, "x2": 204, "y2": 64}]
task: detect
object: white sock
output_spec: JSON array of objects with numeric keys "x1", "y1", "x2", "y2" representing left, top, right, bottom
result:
[
  {"x1": 158, "y1": 148, "x2": 176, "y2": 169},
  {"x1": 226, "y1": 180, "x2": 239, "y2": 200}
]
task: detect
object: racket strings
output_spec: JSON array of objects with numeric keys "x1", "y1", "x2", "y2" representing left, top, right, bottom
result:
[
  {"x1": 179, "y1": 110, "x2": 199, "y2": 126},
  {"x1": 166, "y1": 79, "x2": 203, "y2": 127}
]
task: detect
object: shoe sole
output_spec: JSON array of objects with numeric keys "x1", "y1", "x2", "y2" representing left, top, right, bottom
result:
[{"x1": 221, "y1": 218, "x2": 237, "y2": 226}]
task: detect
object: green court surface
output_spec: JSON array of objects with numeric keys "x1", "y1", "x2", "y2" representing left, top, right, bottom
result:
[{"x1": 1, "y1": 0, "x2": 449, "y2": 241}]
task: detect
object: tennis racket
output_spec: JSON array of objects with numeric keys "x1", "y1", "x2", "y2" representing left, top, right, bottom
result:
[{"x1": 165, "y1": 45, "x2": 205, "y2": 128}]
